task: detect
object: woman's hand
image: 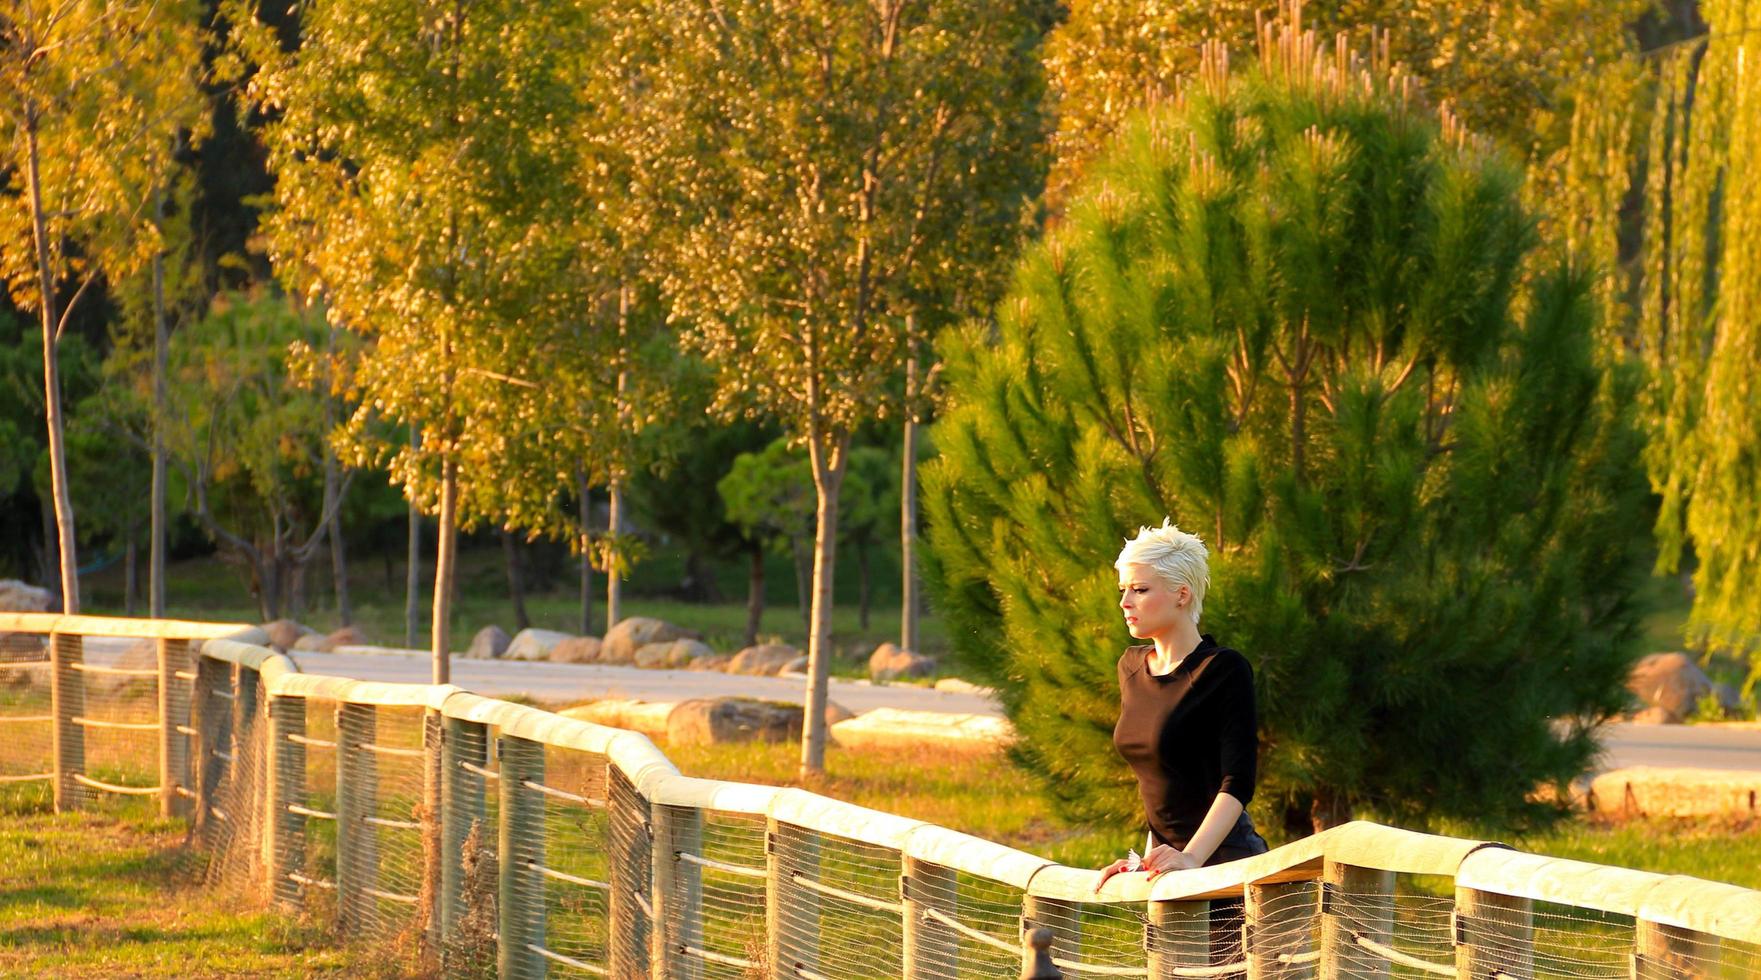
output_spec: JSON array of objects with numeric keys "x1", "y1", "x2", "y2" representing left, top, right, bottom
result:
[
  {"x1": 1142, "y1": 845, "x2": 1201, "y2": 879},
  {"x1": 1090, "y1": 857, "x2": 1133, "y2": 894}
]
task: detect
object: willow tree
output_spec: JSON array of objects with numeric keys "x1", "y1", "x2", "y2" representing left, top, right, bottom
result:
[
  {"x1": 1625, "y1": 0, "x2": 1761, "y2": 674},
  {"x1": 924, "y1": 25, "x2": 1650, "y2": 836},
  {"x1": 227, "y1": 0, "x2": 595, "y2": 676},
  {"x1": 0, "y1": 0, "x2": 208, "y2": 612},
  {"x1": 618, "y1": 0, "x2": 1054, "y2": 775}
]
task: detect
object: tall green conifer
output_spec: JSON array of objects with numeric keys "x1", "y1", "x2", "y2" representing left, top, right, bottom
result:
[{"x1": 925, "y1": 24, "x2": 1649, "y2": 836}]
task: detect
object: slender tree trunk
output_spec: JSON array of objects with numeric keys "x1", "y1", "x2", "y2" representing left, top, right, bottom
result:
[
  {"x1": 578, "y1": 470, "x2": 594, "y2": 635},
  {"x1": 856, "y1": 538, "x2": 870, "y2": 632},
  {"x1": 288, "y1": 553, "x2": 308, "y2": 622},
  {"x1": 405, "y1": 429, "x2": 423, "y2": 649},
  {"x1": 124, "y1": 529, "x2": 139, "y2": 617},
  {"x1": 606, "y1": 481, "x2": 624, "y2": 630},
  {"x1": 431, "y1": 457, "x2": 459, "y2": 684},
  {"x1": 25, "y1": 117, "x2": 79, "y2": 614},
  {"x1": 800, "y1": 438, "x2": 849, "y2": 777},
  {"x1": 330, "y1": 508, "x2": 352, "y2": 625},
  {"x1": 745, "y1": 543, "x2": 765, "y2": 647},
  {"x1": 150, "y1": 192, "x2": 168, "y2": 620},
  {"x1": 901, "y1": 330, "x2": 920, "y2": 654},
  {"x1": 503, "y1": 528, "x2": 530, "y2": 632},
  {"x1": 38, "y1": 497, "x2": 57, "y2": 592},
  {"x1": 791, "y1": 538, "x2": 811, "y2": 629}
]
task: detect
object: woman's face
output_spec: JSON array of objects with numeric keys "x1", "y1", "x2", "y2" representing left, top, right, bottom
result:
[{"x1": 1118, "y1": 563, "x2": 1188, "y2": 640}]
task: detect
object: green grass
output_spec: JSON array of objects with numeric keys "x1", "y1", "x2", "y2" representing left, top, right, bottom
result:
[{"x1": 0, "y1": 798, "x2": 417, "y2": 978}]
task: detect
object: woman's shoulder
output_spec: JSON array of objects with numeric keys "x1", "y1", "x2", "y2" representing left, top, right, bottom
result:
[
  {"x1": 1197, "y1": 639, "x2": 1252, "y2": 677},
  {"x1": 1117, "y1": 644, "x2": 1151, "y2": 678}
]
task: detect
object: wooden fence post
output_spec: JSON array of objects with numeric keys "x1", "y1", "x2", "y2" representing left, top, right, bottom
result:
[
  {"x1": 1022, "y1": 895, "x2": 1081, "y2": 975},
  {"x1": 902, "y1": 857, "x2": 957, "y2": 979},
  {"x1": 1635, "y1": 920, "x2": 1718, "y2": 980},
  {"x1": 1247, "y1": 881, "x2": 1317, "y2": 979},
  {"x1": 497, "y1": 734, "x2": 545, "y2": 979},
  {"x1": 439, "y1": 715, "x2": 488, "y2": 944},
  {"x1": 337, "y1": 702, "x2": 380, "y2": 936},
  {"x1": 158, "y1": 637, "x2": 191, "y2": 818},
  {"x1": 1319, "y1": 861, "x2": 1394, "y2": 980},
  {"x1": 1148, "y1": 901, "x2": 1211, "y2": 976},
  {"x1": 652, "y1": 802, "x2": 703, "y2": 979},
  {"x1": 267, "y1": 694, "x2": 307, "y2": 909},
  {"x1": 49, "y1": 630, "x2": 85, "y2": 812},
  {"x1": 1454, "y1": 887, "x2": 1533, "y2": 980}
]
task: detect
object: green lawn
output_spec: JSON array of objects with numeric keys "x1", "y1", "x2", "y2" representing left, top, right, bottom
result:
[{"x1": 0, "y1": 798, "x2": 415, "y2": 978}]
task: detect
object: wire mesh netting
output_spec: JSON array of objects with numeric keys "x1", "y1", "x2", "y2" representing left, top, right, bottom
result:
[
  {"x1": 1030, "y1": 895, "x2": 1153, "y2": 977},
  {"x1": 912, "y1": 867, "x2": 1026, "y2": 978},
  {"x1": 335, "y1": 702, "x2": 430, "y2": 952},
  {"x1": 58, "y1": 633, "x2": 163, "y2": 809},
  {"x1": 773, "y1": 822, "x2": 906, "y2": 979},
  {"x1": 0, "y1": 630, "x2": 53, "y2": 810},
  {"x1": 440, "y1": 717, "x2": 499, "y2": 977},
  {"x1": 206, "y1": 666, "x2": 270, "y2": 898},
  {"x1": 663, "y1": 806, "x2": 769, "y2": 978}
]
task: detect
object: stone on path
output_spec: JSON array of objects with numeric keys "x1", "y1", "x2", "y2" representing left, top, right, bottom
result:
[
  {"x1": 868, "y1": 642, "x2": 936, "y2": 682},
  {"x1": 466, "y1": 625, "x2": 512, "y2": 660},
  {"x1": 635, "y1": 638, "x2": 715, "y2": 670},
  {"x1": 727, "y1": 643, "x2": 800, "y2": 676},
  {"x1": 933, "y1": 677, "x2": 994, "y2": 697},
  {"x1": 685, "y1": 654, "x2": 731, "y2": 672},
  {"x1": 550, "y1": 635, "x2": 603, "y2": 664},
  {"x1": 1627, "y1": 652, "x2": 1713, "y2": 723},
  {"x1": 601, "y1": 617, "x2": 698, "y2": 665},
  {"x1": 0, "y1": 579, "x2": 52, "y2": 613},
  {"x1": 505, "y1": 628, "x2": 571, "y2": 662},
  {"x1": 830, "y1": 707, "x2": 1011, "y2": 753},
  {"x1": 262, "y1": 619, "x2": 315, "y2": 652}
]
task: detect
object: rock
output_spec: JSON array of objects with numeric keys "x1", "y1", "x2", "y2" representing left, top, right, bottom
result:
[
  {"x1": 1627, "y1": 652, "x2": 1713, "y2": 723},
  {"x1": 666, "y1": 697, "x2": 803, "y2": 746},
  {"x1": 0, "y1": 579, "x2": 53, "y2": 613},
  {"x1": 550, "y1": 635, "x2": 603, "y2": 664},
  {"x1": 261, "y1": 619, "x2": 315, "y2": 652},
  {"x1": 466, "y1": 625, "x2": 512, "y2": 660},
  {"x1": 327, "y1": 624, "x2": 368, "y2": 648},
  {"x1": 291, "y1": 632, "x2": 333, "y2": 653},
  {"x1": 1630, "y1": 705, "x2": 1677, "y2": 725},
  {"x1": 779, "y1": 655, "x2": 808, "y2": 676},
  {"x1": 727, "y1": 643, "x2": 800, "y2": 676},
  {"x1": 933, "y1": 677, "x2": 995, "y2": 697},
  {"x1": 635, "y1": 638, "x2": 715, "y2": 670},
  {"x1": 504, "y1": 628, "x2": 571, "y2": 661},
  {"x1": 601, "y1": 617, "x2": 700, "y2": 665},
  {"x1": 1586, "y1": 766, "x2": 1761, "y2": 818},
  {"x1": 825, "y1": 700, "x2": 856, "y2": 726},
  {"x1": 685, "y1": 655, "x2": 731, "y2": 672},
  {"x1": 830, "y1": 707, "x2": 1013, "y2": 753},
  {"x1": 560, "y1": 700, "x2": 675, "y2": 739},
  {"x1": 869, "y1": 642, "x2": 936, "y2": 682}
]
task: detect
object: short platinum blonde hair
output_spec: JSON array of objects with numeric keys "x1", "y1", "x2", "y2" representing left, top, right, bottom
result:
[{"x1": 1114, "y1": 519, "x2": 1210, "y2": 624}]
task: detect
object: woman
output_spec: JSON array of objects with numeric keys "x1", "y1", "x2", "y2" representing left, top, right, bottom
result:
[{"x1": 1093, "y1": 520, "x2": 1267, "y2": 954}]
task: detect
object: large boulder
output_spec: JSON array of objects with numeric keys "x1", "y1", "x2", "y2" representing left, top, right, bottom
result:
[
  {"x1": 726, "y1": 643, "x2": 800, "y2": 676},
  {"x1": 779, "y1": 655, "x2": 809, "y2": 676},
  {"x1": 550, "y1": 636, "x2": 603, "y2": 664},
  {"x1": 505, "y1": 628, "x2": 571, "y2": 662},
  {"x1": 0, "y1": 579, "x2": 53, "y2": 613},
  {"x1": 634, "y1": 638, "x2": 715, "y2": 670},
  {"x1": 666, "y1": 697, "x2": 803, "y2": 746},
  {"x1": 829, "y1": 707, "x2": 1013, "y2": 753},
  {"x1": 327, "y1": 624, "x2": 369, "y2": 649},
  {"x1": 600, "y1": 617, "x2": 699, "y2": 665},
  {"x1": 466, "y1": 625, "x2": 512, "y2": 660},
  {"x1": 868, "y1": 642, "x2": 936, "y2": 682},
  {"x1": 1627, "y1": 652, "x2": 1713, "y2": 723},
  {"x1": 686, "y1": 654, "x2": 732, "y2": 672},
  {"x1": 933, "y1": 677, "x2": 995, "y2": 698},
  {"x1": 262, "y1": 619, "x2": 315, "y2": 652},
  {"x1": 291, "y1": 632, "x2": 332, "y2": 652}
]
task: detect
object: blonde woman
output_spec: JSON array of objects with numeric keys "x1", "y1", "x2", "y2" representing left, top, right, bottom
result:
[{"x1": 1093, "y1": 519, "x2": 1266, "y2": 955}]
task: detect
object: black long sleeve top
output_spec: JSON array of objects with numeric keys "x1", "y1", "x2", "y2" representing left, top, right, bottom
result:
[{"x1": 1111, "y1": 635, "x2": 1258, "y2": 850}]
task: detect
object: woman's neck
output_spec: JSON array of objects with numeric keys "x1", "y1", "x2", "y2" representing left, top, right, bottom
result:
[{"x1": 1149, "y1": 621, "x2": 1203, "y2": 673}]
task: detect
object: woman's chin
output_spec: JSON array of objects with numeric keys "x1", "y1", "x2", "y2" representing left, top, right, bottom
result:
[{"x1": 1125, "y1": 623, "x2": 1144, "y2": 639}]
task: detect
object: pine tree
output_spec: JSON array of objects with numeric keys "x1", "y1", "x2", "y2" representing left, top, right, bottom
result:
[{"x1": 923, "y1": 22, "x2": 1651, "y2": 836}]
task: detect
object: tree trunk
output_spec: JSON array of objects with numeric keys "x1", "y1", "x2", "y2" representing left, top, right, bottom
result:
[
  {"x1": 901, "y1": 337, "x2": 920, "y2": 654},
  {"x1": 25, "y1": 118, "x2": 79, "y2": 615},
  {"x1": 745, "y1": 543, "x2": 765, "y2": 647},
  {"x1": 124, "y1": 528, "x2": 139, "y2": 617},
  {"x1": 799, "y1": 434, "x2": 850, "y2": 777},
  {"x1": 606, "y1": 480, "x2": 624, "y2": 630},
  {"x1": 149, "y1": 191, "x2": 168, "y2": 620},
  {"x1": 791, "y1": 538, "x2": 811, "y2": 629},
  {"x1": 287, "y1": 552, "x2": 309, "y2": 622},
  {"x1": 1310, "y1": 785, "x2": 1352, "y2": 834},
  {"x1": 406, "y1": 430, "x2": 424, "y2": 649},
  {"x1": 321, "y1": 325, "x2": 353, "y2": 625},
  {"x1": 503, "y1": 528, "x2": 530, "y2": 632},
  {"x1": 578, "y1": 469, "x2": 594, "y2": 635},
  {"x1": 431, "y1": 457, "x2": 459, "y2": 684},
  {"x1": 856, "y1": 537, "x2": 870, "y2": 632}
]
